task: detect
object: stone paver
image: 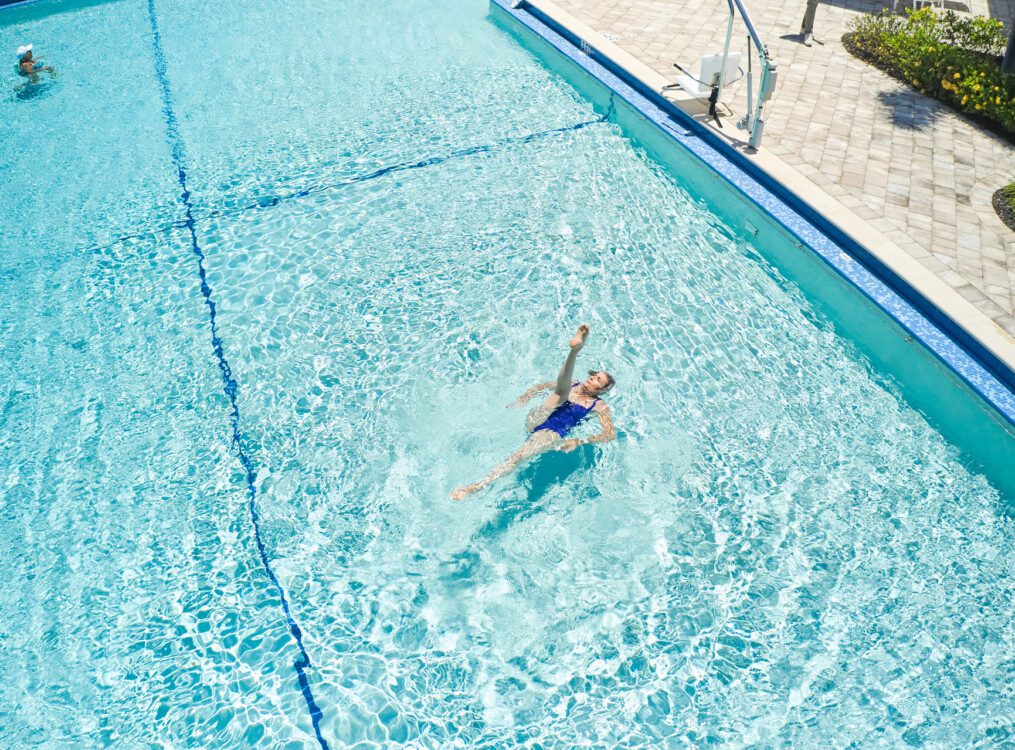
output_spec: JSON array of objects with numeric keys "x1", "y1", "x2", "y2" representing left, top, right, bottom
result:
[{"x1": 552, "y1": 0, "x2": 1015, "y2": 335}]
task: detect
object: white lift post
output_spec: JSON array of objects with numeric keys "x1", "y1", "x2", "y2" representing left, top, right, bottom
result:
[{"x1": 716, "y1": 0, "x2": 778, "y2": 149}]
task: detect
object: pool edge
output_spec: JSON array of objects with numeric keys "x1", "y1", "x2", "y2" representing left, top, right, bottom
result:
[{"x1": 492, "y1": 0, "x2": 1015, "y2": 431}]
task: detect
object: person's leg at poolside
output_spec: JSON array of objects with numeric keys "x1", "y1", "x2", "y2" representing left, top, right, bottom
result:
[
  {"x1": 800, "y1": 0, "x2": 819, "y2": 44},
  {"x1": 451, "y1": 430, "x2": 560, "y2": 500}
]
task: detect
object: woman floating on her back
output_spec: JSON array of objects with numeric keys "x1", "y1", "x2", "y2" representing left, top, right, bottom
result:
[{"x1": 452, "y1": 325, "x2": 616, "y2": 500}]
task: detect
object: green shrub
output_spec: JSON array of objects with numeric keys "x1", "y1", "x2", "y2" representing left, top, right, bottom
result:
[
  {"x1": 1002, "y1": 182, "x2": 1015, "y2": 210},
  {"x1": 847, "y1": 9, "x2": 1015, "y2": 136},
  {"x1": 995, "y1": 182, "x2": 1015, "y2": 231}
]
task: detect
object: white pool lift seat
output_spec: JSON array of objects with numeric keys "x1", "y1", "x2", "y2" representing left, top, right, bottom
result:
[{"x1": 672, "y1": 52, "x2": 743, "y2": 100}]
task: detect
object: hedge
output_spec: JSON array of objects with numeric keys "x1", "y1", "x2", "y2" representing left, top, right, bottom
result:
[{"x1": 844, "y1": 9, "x2": 1015, "y2": 140}]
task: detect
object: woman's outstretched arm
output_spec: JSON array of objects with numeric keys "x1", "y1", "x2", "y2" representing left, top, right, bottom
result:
[
  {"x1": 559, "y1": 404, "x2": 616, "y2": 452},
  {"x1": 586, "y1": 405, "x2": 617, "y2": 444}
]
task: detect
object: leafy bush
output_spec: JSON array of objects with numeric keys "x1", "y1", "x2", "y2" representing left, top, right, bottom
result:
[
  {"x1": 846, "y1": 9, "x2": 1015, "y2": 137},
  {"x1": 996, "y1": 182, "x2": 1015, "y2": 231}
]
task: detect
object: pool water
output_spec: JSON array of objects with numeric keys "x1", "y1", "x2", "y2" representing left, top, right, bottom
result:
[{"x1": 1, "y1": 0, "x2": 1012, "y2": 747}]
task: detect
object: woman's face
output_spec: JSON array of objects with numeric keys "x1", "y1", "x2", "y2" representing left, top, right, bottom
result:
[{"x1": 583, "y1": 370, "x2": 612, "y2": 394}]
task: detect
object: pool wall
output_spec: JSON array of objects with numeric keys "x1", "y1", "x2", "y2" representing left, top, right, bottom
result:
[
  {"x1": 0, "y1": 0, "x2": 124, "y2": 24},
  {"x1": 491, "y1": 0, "x2": 1015, "y2": 498}
]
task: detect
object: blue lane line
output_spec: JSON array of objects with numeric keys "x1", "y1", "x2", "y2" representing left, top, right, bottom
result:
[
  {"x1": 82, "y1": 98, "x2": 614, "y2": 257},
  {"x1": 145, "y1": 1, "x2": 330, "y2": 747}
]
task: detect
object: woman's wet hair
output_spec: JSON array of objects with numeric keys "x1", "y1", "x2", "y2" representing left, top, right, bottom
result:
[{"x1": 589, "y1": 370, "x2": 616, "y2": 392}]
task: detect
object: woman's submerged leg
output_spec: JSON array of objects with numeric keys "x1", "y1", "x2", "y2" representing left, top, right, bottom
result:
[
  {"x1": 451, "y1": 431, "x2": 559, "y2": 500},
  {"x1": 525, "y1": 404, "x2": 554, "y2": 433}
]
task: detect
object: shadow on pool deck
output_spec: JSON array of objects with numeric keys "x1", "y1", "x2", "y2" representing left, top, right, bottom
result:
[{"x1": 877, "y1": 89, "x2": 941, "y2": 131}]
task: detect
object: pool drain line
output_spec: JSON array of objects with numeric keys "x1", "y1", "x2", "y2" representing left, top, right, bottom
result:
[{"x1": 145, "y1": 1, "x2": 330, "y2": 746}]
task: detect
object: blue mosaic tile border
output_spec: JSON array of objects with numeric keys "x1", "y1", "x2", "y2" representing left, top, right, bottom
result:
[{"x1": 492, "y1": 0, "x2": 1015, "y2": 427}]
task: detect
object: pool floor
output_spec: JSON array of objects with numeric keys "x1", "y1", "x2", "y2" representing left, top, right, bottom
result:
[{"x1": 0, "y1": 0, "x2": 1012, "y2": 746}]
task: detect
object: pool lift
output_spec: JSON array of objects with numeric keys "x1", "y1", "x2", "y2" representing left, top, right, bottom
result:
[
  {"x1": 667, "y1": 0, "x2": 778, "y2": 149},
  {"x1": 508, "y1": 0, "x2": 776, "y2": 148}
]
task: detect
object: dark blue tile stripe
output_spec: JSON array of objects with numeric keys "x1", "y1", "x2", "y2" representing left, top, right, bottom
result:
[
  {"x1": 210, "y1": 105, "x2": 612, "y2": 219},
  {"x1": 80, "y1": 107, "x2": 612, "y2": 257},
  {"x1": 493, "y1": 0, "x2": 1015, "y2": 427},
  {"x1": 145, "y1": 1, "x2": 330, "y2": 746}
]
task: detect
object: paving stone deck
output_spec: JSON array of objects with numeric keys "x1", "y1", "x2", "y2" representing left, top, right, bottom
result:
[{"x1": 551, "y1": 0, "x2": 1015, "y2": 336}]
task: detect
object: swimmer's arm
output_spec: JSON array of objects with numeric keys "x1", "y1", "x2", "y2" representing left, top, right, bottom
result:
[
  {"x1": 559, "y1": 406, "x2": 615, "y2": 452},
  {"x1": 509, "y1": 381, "x2": 555, "y2": 407},
  {"x1": 583, "y1": 404, "x2": 617, "y2": 444}
]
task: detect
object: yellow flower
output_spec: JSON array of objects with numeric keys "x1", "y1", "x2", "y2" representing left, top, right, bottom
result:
[
  {"x1": 961, "y1": 95, "x2": 968, "y2": 105},
  {"x1": 997, "y1": 97, "x2": 1002, "y2": 105},
  {"x1": 953, "y1": 72, "x2": 961, "y2": 79},
  {"x1": 973, "y1": 85, "x2": 981, "y2": 91}
]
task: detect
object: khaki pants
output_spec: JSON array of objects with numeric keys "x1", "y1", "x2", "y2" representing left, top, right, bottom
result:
[{"x1": 801, "y1": 0, "x2": 819, "y2": 35}]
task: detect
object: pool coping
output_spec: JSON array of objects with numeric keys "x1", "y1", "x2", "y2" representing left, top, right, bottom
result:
[{"x1": 492, "y1": 0, "x2": 1015, "y2": 429}]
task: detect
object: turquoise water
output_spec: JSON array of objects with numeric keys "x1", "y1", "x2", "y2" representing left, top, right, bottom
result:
[{"x1": 1, "y1": 0, "x2": 1012, "y2": 746}]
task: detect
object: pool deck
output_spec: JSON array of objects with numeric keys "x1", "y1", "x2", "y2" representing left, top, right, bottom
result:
[{"x1": 525, "y1": 0, "x2": 1015, "y2": 372}]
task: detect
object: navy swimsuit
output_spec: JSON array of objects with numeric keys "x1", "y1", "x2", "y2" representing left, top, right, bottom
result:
[{"x1": 532, "y1": 385, "x2": 599, "y2": 437}]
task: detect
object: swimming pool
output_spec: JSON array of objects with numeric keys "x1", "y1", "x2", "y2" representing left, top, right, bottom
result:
[{"x1": 1, "y1": 0, "x2": 1012, "y2": 746}]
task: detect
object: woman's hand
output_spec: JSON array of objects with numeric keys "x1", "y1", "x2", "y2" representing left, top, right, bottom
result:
[
  {"x1": 569, "y1": 324, "x2": 590, "y2": 351},
  {"x1": 558, "y1": 438, "x2": 582, "y2": 453}
]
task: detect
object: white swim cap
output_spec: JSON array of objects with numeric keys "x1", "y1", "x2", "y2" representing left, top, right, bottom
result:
[{"x1": 17, "y1": 44, "x2": 33, "y2": 59}]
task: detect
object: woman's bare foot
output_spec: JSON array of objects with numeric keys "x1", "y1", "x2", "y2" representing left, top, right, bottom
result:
[{"x1": 570, "y1": 324, "x2": 589, "y2": 351}]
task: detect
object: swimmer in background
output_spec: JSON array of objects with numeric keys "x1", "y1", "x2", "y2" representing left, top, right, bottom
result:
[
  {"x1": 17, "y1": 45, "x2": 56, "y2": 82},
  {"x1": 452, "y1": 324, "x2": 616, "y2": 500}
]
